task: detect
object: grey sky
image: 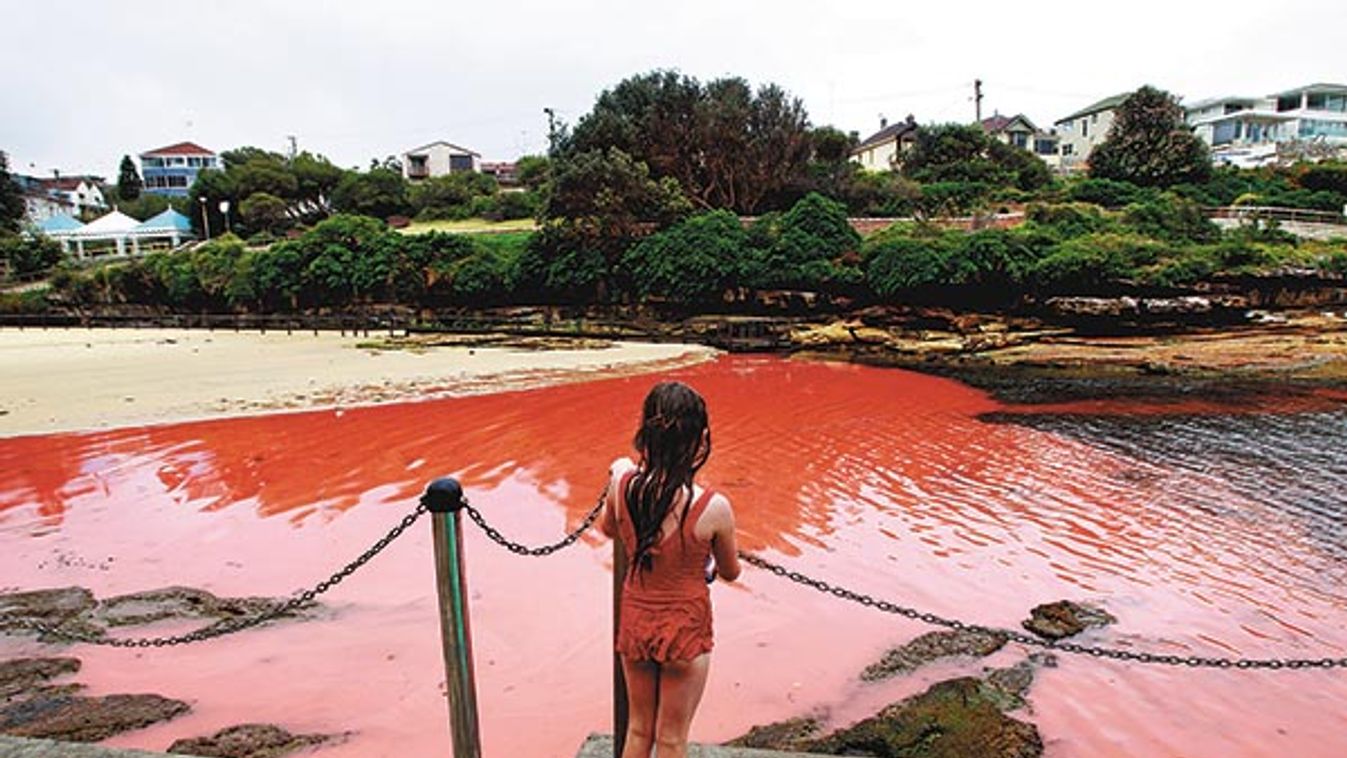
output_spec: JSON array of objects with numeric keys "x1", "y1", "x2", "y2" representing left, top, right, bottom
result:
[{"x1": 3, "y1": 0, "x2": 1343, "y2": 180}]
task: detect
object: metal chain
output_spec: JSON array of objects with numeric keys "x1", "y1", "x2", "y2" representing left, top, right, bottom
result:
[
  {"x1": 463, "y1": 484, "x2": 607, "y2": 557},
  {"x1": 740, "y1": 552, "x2": 1347, "y2": 671},
  {"x1": 1, "y1": 503, "x2": 428, "y2": 647}
]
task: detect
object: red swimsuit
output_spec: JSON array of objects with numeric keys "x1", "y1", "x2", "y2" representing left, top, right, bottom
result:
[{"x1": 614, "y1": 472, "x2": 716, "y2": 663}]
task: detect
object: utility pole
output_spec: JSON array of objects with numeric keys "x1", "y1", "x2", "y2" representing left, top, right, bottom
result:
[
  {"x1": 286, "y1": 135, "x2": 298, "y2": 162},
  {"x1": 543, "y1": 108, "x2": 557, "y2": 156},
  {"x1": 974, "y1": 79, "x2": 984, "y2": 124}
]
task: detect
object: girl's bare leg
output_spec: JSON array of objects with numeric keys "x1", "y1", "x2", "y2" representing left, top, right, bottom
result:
[
  {"x1": 620, "y1": 656, "x2": 660, "y2": 758},
  {"x1": 653, "y1": 653, "x2": 711, "y2": 758}
]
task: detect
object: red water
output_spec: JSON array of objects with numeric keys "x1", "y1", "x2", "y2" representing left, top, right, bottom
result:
[{"x1": 3, "y1": 356, "x2": 1347, "y2": 757}]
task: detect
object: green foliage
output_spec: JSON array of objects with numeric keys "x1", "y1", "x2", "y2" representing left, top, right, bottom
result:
[
  {"x1": 1296, "y1": 162, "x2": 1347, "y2": 196},
  {"x1": 916, "y1": 182, "x2": 992, "y2": 217},
  {"x1": 1031, "y1": 233, "x2": 1166, "y2": 292},
  {"x1": 0, "y1": 151, "x2": 24, "y2": 234},
  {"x1": 117, "y1": 156, "x2": 142, "y2": 201},
  {"x1": 331, "y1": 168, "x2": 409, "y2": 221},
  {"x1": 903, "y1": 124, "x2": 1050, "y2": 192},
  {"x1": 0, "y1": 234, "x2": 65, "y2": 276},
  {"x1": 1024, "y1": 202, "x2": 1115, "y2": 237},
  {"x1": 409, "y1": 172, "x2": 499, "y2": 220},
  {"x1": 1120, "y1": 194, "x2": 1220, "y2": 243},
  {"x1": 568, "y1": 69, "x2": 812, "y2": 213},
  {"x1": 864, "y1": 230, "x2": 961, "y2": 296},
  {"x1": 1088, "y1": 86, "x2": 1213, "y2": 187},
  {"x1": 623, "y1": 210, "x2": 746, "y2": 302},
  {"x1": 239, "y1": 192, "x2": 292, "y2": 235},
  {"x1": 743, "y1": 193, "x2": 862, "y2": 290},
  {"x1": 1066, "y1": 178, "x2": 1146, "y2": 208},
  {"x1": 514, "y1": 155, "x2": 551, "y2": 190}
]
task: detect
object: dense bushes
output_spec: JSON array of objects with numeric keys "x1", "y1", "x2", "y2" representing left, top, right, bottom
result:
[{"x1": 0, "y1": 234, "x2": 65, "y2": 276}]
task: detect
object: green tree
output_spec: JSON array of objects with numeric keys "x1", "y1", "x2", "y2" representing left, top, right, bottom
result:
[
  {"x1": 409, "y1": 172, "x2": 499, "y2": 219},
  {"x1": 0, "y1": 151, "x2": 24, "y2": 233},
  {"x1": 568, "y1": 70, "x2": 812, "y2": 213},
  {"x1": 117, "y1": 155, "x2": 143, "y2": 201},
  {"x1": 330, "y1": 168, "x2": 410, "y2": 220},
  {"x1": 291, "y1": 152, "x2": 345, "y2": 217},
  {"x1": 187, "y1": 169, "x2": 237, "y2": 237},
  {"x1": 239, "y1": 192, "x2": 292, "y2": 235},
  {"x1": 1088, "y1": 86, "x2": 1212, "y2": 187},
  {"x1": 903, "y1": 124, "x2": 1050, "y2": 191},
  {"x1": 515, "y1": 155, "x2": 551, "y2": 191},
  {"x1": 0, "y1": 234, "x2": 65, "y2": 275},
  {"x1": 234, "y1": 156, "x2": 299, "y2": 200}
]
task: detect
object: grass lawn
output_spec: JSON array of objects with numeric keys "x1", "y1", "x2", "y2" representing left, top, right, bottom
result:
[{"x1": 399, "y1": 218, "x2": 537, "y2": 235}]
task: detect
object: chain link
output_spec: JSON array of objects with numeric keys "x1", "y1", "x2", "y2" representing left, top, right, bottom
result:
[
  {"x1": 739, "y1": 552, "x2": 1347, "y2": 671},
  {"x1": 462, "y1": 484, "x2": 607, "y2": 557},
  {"x1": 1, "y1": 503, "x2": 428, "y2": 647}
]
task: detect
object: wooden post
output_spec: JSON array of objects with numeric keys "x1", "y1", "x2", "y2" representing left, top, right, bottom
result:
[
  {"x1": 613, "y1": 533, "x2": 629, "y2": 756},
  {"x1": 425, "y1": 478, "x2": 483, "y2": 758}
]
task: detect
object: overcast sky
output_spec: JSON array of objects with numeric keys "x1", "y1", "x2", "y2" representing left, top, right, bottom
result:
[{"x1": 3, "y1": 0, "x2": 1343, "y2": 180}]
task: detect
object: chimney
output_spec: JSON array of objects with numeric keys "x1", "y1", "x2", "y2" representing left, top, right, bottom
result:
[
  {"x1": 879, "y1": 114, "x2": 888, "y2": 129},
  {"x1": 53, "y1": 168, "x2": 60, "y2": 179}
]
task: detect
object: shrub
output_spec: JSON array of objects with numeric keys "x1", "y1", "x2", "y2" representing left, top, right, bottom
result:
[
  {"x1": 748, "y1": 193, "x2": 862, "y2": 289},
  {"x1": 863, "y1": 231, "x2": 960, "y2": 296},
  {"x1": 622, "y1": 210, "x2": 745, "y2": 303},
  {"x1": 1023, "y1": 202, "x2": 1114, "y2": 238},
  {"x1": 1066, "y1": 178, "x2": 1144, "y2": 208},
  {"x1": 1031, "y1": 233, "x2": 1167, "y2": 293},
  {"x1": 1120, "y1": 195, "x2": 1220, "y2": 243},
  {"x1": 0, "y1": 234, "x2": 65, "y2": 276}
]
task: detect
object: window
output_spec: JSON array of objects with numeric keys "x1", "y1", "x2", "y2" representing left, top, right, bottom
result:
[
  {"x1": 1062, "y1": 144, "x2": 1075, "y2": 156},
  {"x1": 1299, "y1": 119, "x2": 1347, "y2": 138},
  {"x1": 1277, "y1": 94, "x2": 1302, "y2": 112},
  {"x1": 142, "y1": 157, "x2": 164, "y2": 168},
  {"x1": 449, "y1": 154, "x2": 475, "y2": 172},
  {"x1": 168, "y1": 176, "x2": 188, "y2": 188},
  {"x1": 1092, "y1": 113, "x2": 1098, "y2": 122},
  {"x1": 1034, "y1": 139, "x2": 1056, "y2": 155},
  {"x1": 1011, "y1": 132, "x2": 1028, "y2": 149},
  {"x1": 1081, "y1": 119, "x2": 1088, "y2": 138},
  {"x1": 1306, "y1": 92, "x2": 1347, "y2": 113}
]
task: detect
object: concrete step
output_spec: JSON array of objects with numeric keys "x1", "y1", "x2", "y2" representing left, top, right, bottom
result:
[
  {"x1": 0, "y1": 735, "x2": 203, "y2": 757},
  {"x1": 575, "y1": 733, "x2": 832, "y2": 757}
]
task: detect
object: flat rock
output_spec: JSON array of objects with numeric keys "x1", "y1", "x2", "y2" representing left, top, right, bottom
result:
[
  {"x1": 807, "y1": 677, "x2": 1042, "y2": 758},
  {"x1": 91, "y1": 587, "x2": 292, "y2": 629},
  {"x1": 168, "y1": 723, "x2": 335, "y2": 758},
  {"x1": 1022, "y1": 601, "x2": 1116, "y2": 641},
  {"x1": 0, "y1": 658, "x2": 81, "y2": 701},
  {"x1": 0, "y1": 588, "x2": 96, "y2": 627},
  {"x1": 0, "y1": 734, "x2": 205, "y2": 757},
  {"x1": 725, "y1": 715, "x2": 824, "y2": 752},
  {"x1": 860, "y1": 629, "x2": 1007, "y2": 682},
  {"x1": 0, "y1": 693, "x2": 189, "y2": 742}
]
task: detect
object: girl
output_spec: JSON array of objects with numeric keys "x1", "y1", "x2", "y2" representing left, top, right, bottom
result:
[{"x1": 600, "y1": 381, "x2": 741, "y2": 758}]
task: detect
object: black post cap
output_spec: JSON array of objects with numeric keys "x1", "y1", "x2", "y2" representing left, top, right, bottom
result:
[{"x1": 422, "y1": 477, "x2": 465, "y2": 513}]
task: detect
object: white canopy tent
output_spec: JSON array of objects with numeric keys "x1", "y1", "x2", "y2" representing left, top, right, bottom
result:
[{"x1": 48, "y1": 209, "x2": 197, "y2": 259}]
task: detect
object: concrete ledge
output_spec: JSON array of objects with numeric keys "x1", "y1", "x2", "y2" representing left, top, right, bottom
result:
[
  {"x1": 575, "y1": 733, "x2": 833, "y2": 757},
  {"x1": 0, "y1": 735, "x2": 202, "y2": 758}
]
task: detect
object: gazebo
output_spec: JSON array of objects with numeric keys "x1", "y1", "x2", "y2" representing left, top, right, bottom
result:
[{"x1": 47, "y1": 208, "x2": 197, "y2": 259}]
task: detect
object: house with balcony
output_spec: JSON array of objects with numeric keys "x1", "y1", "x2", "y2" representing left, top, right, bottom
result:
[
  {"x1": 16, "y1": 174, "x2": 106, "y2": 221},
  {"x1": 139, "y1": 142, "x2": 219, "y2": 197},
  {"x1": 851, "y1": 115, "x2": 920, "y2": 171},
  {"x1": 980, "y1": 113, "x2": 1060, "y2": 169},
  {"x1": 1186, "y1": 83, "x2": 1347, "y2": 167},
  {"x1": 1053, "y1": 92, "x2": 1131, "y2": 171},
  {"x1": 401, "y1": 141, "x2": 481, "y2": 180}
]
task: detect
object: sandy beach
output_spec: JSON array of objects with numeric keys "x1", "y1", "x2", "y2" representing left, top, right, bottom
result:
[{"x1": 0, "y1": 328, "x2": 717, "y2": 438}]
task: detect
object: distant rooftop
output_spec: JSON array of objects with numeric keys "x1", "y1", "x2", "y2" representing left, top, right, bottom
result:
[
  {"x1": 403, "y1": 140, "x2": 481, "y2": 157},
  {"x1": 37, "y1": 214, "x2": 84, "y2": 233},
  {"x1": 1056, "y1": 92, "x2": 1131, "y2": 123},
  {"x1": 141, "y1": 141, "x2": 216, "y2": 157},
  {"x1": 134, "y1": 208, "x2": 194, "y2": 234},
  {"x1": 853, "y1": 116, "x2": 919, "y2": 153},
  {"x1": 1270, "y1": 82, "x2": 1347, "y2": 97}
]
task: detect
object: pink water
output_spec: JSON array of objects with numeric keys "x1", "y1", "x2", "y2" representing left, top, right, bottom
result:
[{"x1": 2, "y1": 356, "x2": 1346, "y2": 756}]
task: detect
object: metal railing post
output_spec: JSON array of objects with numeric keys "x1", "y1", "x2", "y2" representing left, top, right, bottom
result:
[
  {"x1": 613, "y1": 534, "x2": 629, "y2": 756},
  {"x1": 424, "y1": 478, "x2": 483, "y2": 758}
]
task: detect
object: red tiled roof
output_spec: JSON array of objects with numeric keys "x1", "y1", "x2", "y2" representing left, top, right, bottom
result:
[
  {"x1": 141, "y1": 141, "x2": 216, "y2": 157},
  {"x1": 41, "y1": 178, "x2": 89, "y2": 191}
]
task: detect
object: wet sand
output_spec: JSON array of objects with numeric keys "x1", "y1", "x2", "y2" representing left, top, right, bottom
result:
[{"x1": 0, "y1": 329, "x2": 716, "y2": 438}]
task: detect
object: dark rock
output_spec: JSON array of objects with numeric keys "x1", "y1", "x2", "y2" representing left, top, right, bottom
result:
[
  {"x1": 1022, "y1": 601, "x2": 1116, "y2": 641},
  {"x1": 860, "y1": 630, "x2": 1007, "y2": 682},
  {"x1": 0, "y1": 693, "x2": 189, "y2": 742},
  {"x1": 91, "y1": 587, "x2": 294, "y2": 629},
  {"x1": 0, "y1": 658, "x2": 81, "y2": 702},
  {"x1": 807, "y1": 677, "x2": 1042, "y2": 758},
  {"x1": 0, "y1": 588, "x2": 96, "y2": 627},
  {"x1": 1044, "y1": 297, "x2": 1139, "y2": 318},
  {"x1": 168, "y1": 724, "x2": 335, "y2": 758},
  {"x1": 724, "y1": 715, "x2": 824, "y2": 752},
  {"x1": 981, "y1": 653, "x2": 1059, "y2": 711}
]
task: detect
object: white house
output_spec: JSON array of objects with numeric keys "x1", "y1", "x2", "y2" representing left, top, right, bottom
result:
[
  {"x1": 980, "y1": 113, "x2": 1060, "y2": 169},
  {"x1": 401, "y1": 141, "x2": 481, "y2": 180},
  {"x1": 1053, "y1": 92, "x2": 1131, "y2": 171},
  {"x1": 18, "y1": 175, "x2": 106, "y2": 220},
  {"x1": 1187, "y1": 83, "x2": 1347, "y2": 167},
  {"x1": 850, "y1": 115, "x2": 919, "y2": 171}
]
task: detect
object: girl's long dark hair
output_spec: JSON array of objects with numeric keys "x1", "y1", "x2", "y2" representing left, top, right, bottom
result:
[{"x1": 624, "y1": 382, "x2": 711, "y2": 577}]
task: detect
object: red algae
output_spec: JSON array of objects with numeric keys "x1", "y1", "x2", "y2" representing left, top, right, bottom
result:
[{"x1": 2, "y1": 355, "x2": 1346, "y2": 756}]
